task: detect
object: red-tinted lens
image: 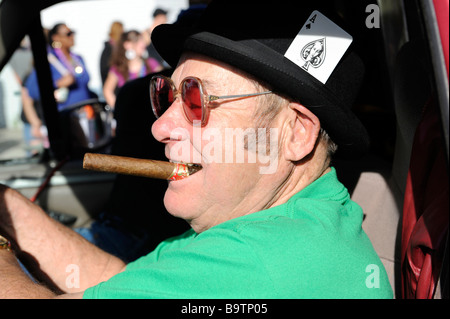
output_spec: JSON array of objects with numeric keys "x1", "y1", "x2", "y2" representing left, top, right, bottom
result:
[
  {"x1": 181, "y1": 78, "x2": 203, "y2": 123},
  {"x1": 150, "y1": 77, "x2": 174, "y2": 118}
]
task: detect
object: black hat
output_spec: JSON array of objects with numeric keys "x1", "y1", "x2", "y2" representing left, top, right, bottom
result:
[{"x1": 152, "y1": 0, "x2": 369, "y2": 156}]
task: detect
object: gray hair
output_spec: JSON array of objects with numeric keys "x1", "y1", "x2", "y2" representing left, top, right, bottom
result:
[{"x1": 250, "y1": 78, "x2": 338, "y2": 161}]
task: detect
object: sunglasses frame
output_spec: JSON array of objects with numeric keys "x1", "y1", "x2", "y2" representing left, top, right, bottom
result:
[{"x1": 150, "y1": 75, "x2": 272, "y2": 126}]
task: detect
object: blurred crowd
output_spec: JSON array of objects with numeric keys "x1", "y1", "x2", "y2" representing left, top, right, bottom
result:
[
  {"x1": 8, "y1": 8, "x2": 172, "y2": 156},
  {"x1": 101, "y1": 8, "x2": 170, "y2": 108}
]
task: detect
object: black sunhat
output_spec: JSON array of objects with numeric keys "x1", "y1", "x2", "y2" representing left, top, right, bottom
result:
[{"x1": 152, "y1": 0, "x2": 369, "y2": 156}]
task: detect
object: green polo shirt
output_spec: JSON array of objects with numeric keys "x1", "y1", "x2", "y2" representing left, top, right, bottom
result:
[{"x1": 83, "y1": 168, "x2": 393, "y2": 298}]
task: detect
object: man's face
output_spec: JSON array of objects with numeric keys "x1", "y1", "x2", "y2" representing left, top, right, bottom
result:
[
  {"x1": 151, "y1": 53, "x2": 283, "y2": 232},
  {"x1": 153, "y1": 14, "x2": 167, "y2": 26},
  {"x1": 150, "y1": 14, "x2": 167, "y2": 33}
]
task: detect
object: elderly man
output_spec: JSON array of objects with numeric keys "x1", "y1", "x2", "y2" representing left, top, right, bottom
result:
[{"x1": 0, "y1": 0, "x2": 392, "y2": 299}]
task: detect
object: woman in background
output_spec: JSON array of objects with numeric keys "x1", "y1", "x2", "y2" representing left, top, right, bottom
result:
[
  {"x1": 26, "y1": 23, "x2": 92, "y2": 112},
  {"x1": 102, "y1": 30, "x2": 162, "y2": 108},
  {"x1": 100, "y1": 21, "x2": 124, "y2": 85}
]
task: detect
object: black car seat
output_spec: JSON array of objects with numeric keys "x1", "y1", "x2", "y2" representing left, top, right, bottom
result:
[{"x1": 101, "y1": 72, "x2": 189, "y2": 261}]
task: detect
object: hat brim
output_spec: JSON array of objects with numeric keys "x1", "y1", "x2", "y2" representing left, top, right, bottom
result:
[{"x1": 152, "y1": 24, "x2": 369, "y2": 156}]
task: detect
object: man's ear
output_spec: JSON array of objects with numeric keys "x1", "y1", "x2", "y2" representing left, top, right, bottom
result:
[{"x1": 283, "y1": 102, "x2": 321, "y2": 162}]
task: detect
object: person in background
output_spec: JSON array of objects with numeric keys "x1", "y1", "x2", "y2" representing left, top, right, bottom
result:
[
  {"x1": 9, "y1": 37, "x2": 48, "y2": 155},
  {"x1": 20, "y1": 85, "x2": 48, "y2": 156},
  {"x1": 100, "y1": 21, "x2": 124, "y2": 86},
  {"x1": 102, "y1": 30, "x2": 162, "y2": 108},
  {"x1": 25, "y1": 23, "x2": 93, "y2": 111},
  {"x1": 143, "y1": 8, "x2": 169, "y2": 69}
]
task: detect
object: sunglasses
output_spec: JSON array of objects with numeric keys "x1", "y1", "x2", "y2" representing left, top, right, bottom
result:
[
  {"x1": 61, "y1": 31, "x2": 75, "y2": 37},
  {"x1": 150, "y1": 75, "x2": 272, "y2": 126}
]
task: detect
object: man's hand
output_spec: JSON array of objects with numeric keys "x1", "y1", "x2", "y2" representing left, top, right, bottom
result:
[
  {"x1": 0, "y1": 249, "x2": 57, "y2": 299},
  {"x1": 0, "y1": 184, "x2": 125, "y2": 298}
]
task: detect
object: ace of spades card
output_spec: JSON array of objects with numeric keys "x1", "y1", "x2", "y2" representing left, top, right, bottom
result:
[{"x1": 284, "y1": 11, "x2": 353, "y2": 84}]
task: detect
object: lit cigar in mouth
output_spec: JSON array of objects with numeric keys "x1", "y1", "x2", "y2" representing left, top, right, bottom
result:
[{"x1": 83, "y1": 153, "x2": 201, "y2": 181}]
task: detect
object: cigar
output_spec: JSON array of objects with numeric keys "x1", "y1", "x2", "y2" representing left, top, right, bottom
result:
[{"x1": 83, "y1": 153, "x2": 201, "y2": 181}]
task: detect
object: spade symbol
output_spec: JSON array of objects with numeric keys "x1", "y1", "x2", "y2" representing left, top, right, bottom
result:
[{"x1": 300, "y1": 38, "x2": 326, "y2": 71}]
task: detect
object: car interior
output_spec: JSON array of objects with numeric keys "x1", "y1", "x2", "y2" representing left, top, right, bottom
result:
[{"x1": 0, "y1": 0, "x2": 448, "y2": 298}]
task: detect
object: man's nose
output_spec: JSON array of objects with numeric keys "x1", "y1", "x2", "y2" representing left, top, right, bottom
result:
[{"x1": 151, "y1": 99, "x2": 185, "y2": 143}]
